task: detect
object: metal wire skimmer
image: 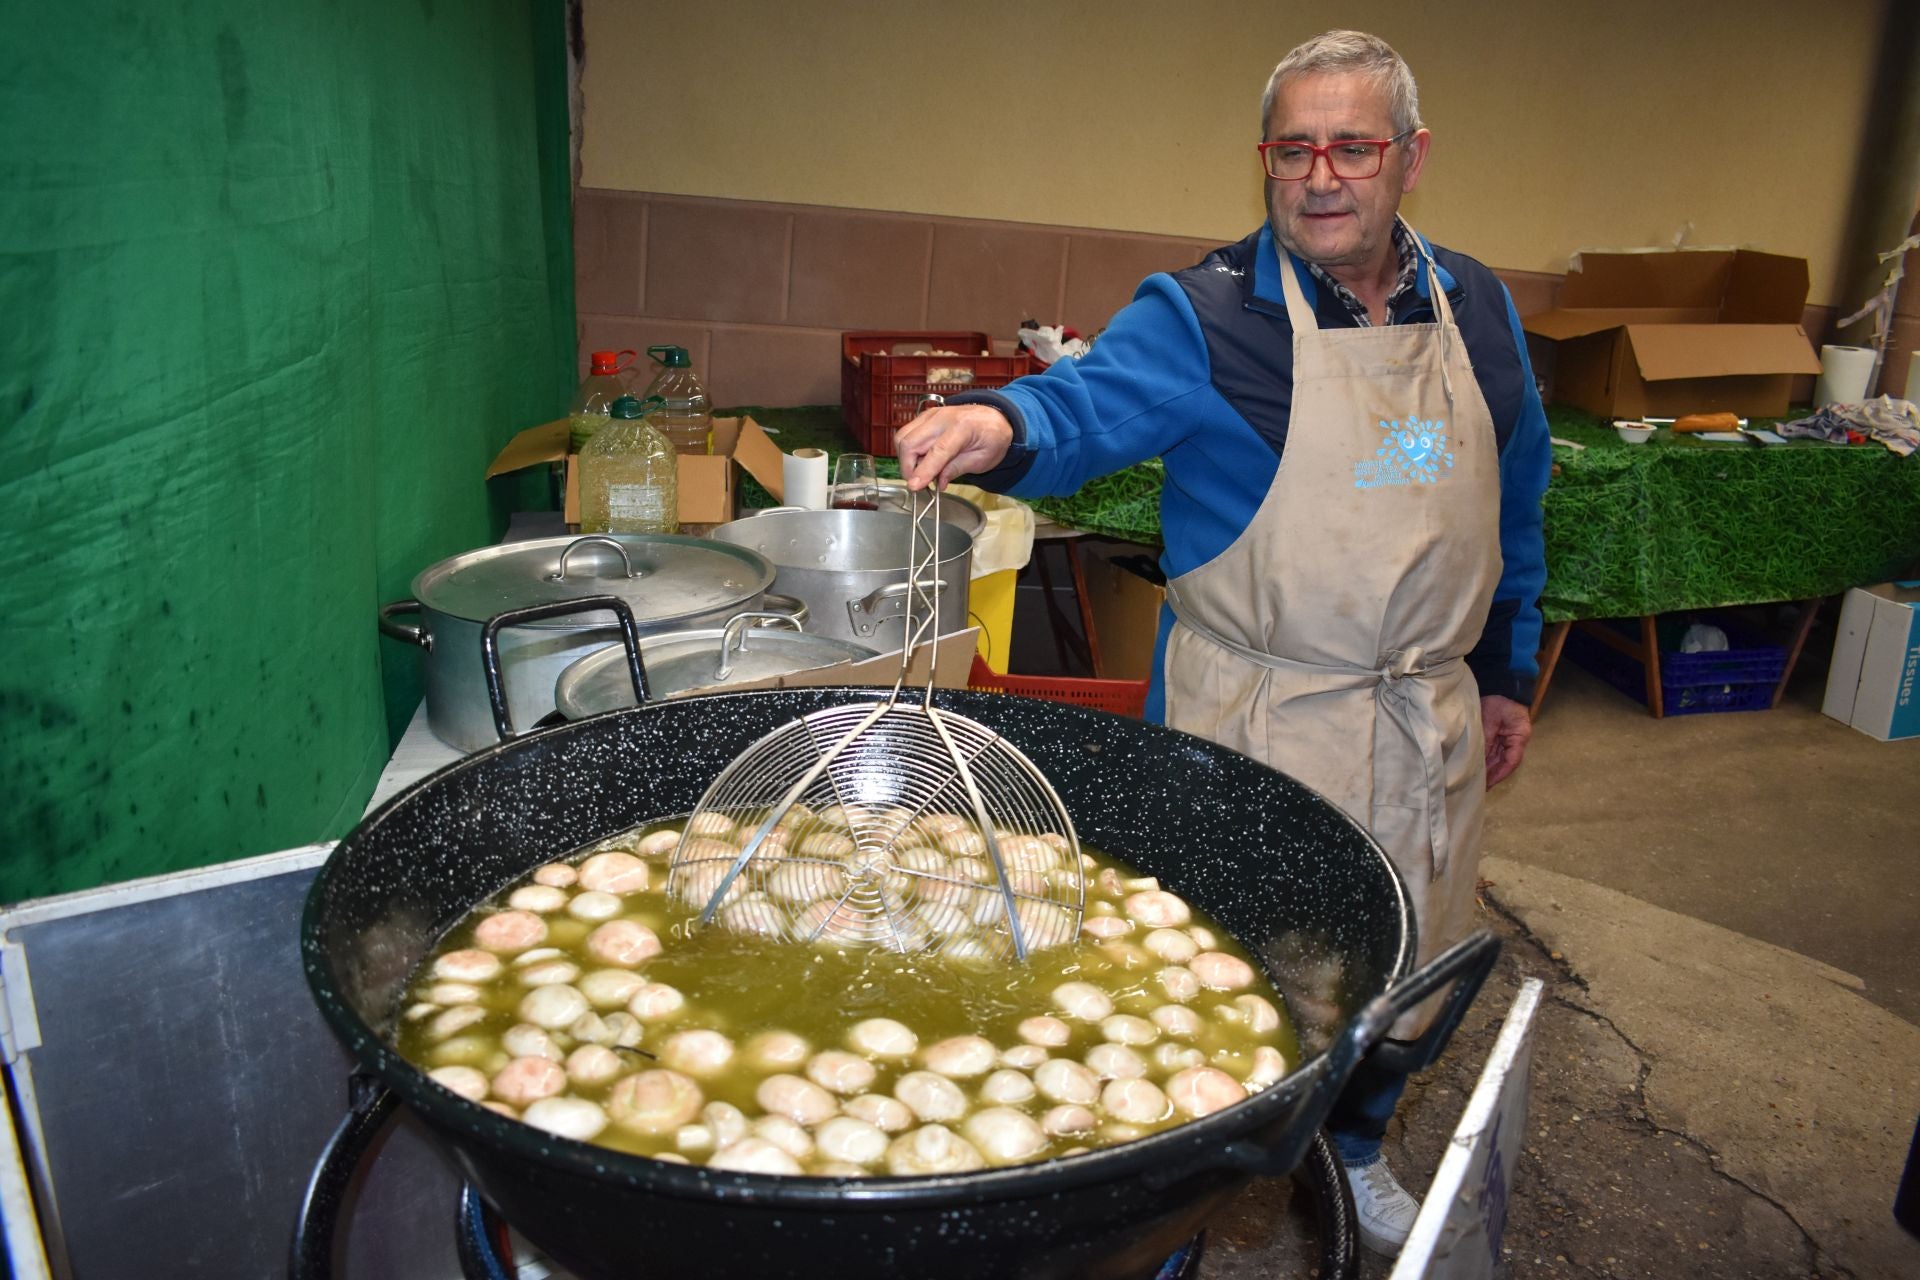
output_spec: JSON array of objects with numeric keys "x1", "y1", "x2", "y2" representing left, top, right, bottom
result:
[{"x1": 667, "y1": 451, "x2": 1084, "y2": 963}]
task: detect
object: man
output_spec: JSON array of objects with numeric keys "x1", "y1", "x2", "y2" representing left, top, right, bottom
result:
[{"x1": 899, "y1": 30, "x2": 1550, "y2": 1256}]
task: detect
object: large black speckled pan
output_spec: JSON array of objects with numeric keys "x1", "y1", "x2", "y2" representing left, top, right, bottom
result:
[{"x1": 298, "y1": 688, "x2": 1495, "y2": 1280}]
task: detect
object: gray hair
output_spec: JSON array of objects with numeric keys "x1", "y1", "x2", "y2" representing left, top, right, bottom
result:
[{"x1": 1260, "y1": 30, "x2": 1423, "y2": 137}]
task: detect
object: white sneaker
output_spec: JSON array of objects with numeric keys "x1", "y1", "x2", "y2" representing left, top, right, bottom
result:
[{"x1": 1343, "y1": 1156, "x2": 1421, "y2": 1256}]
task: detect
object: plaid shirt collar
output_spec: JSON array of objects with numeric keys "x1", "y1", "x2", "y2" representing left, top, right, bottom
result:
[{"x1": 1304, "y1": 220, "x2": 1419, "y2": 327}]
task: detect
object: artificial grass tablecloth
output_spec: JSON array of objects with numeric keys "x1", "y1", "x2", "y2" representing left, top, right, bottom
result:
[{"x1": 723, "y1": 406, "x2": 1920, "y2": 623}]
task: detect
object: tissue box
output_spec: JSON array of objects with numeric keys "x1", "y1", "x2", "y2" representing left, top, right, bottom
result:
[{"x1": 1822, "y1": 583, "x2": 1920, "y2": 741}]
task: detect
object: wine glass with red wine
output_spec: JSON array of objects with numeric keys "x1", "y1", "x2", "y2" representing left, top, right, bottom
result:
[{"x1": 832, "y1": 453, "x2": 879, "y2": 510}]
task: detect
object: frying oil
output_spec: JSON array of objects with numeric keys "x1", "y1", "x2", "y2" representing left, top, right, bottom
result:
[{"x1": 396, "y1": 821, "x2": 1299, "y2": 1164}]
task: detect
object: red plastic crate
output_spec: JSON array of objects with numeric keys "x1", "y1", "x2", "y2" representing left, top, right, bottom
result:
[
  {"x1": 842, "y1": 331, "x2": 1035, "y2": 456},
  {"x1": 967, "y1": 656, "x2": 1149, "y2": 719}
]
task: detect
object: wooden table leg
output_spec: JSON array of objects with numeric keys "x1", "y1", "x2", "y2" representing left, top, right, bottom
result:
[
  {"x1": 1063, "y1": 539, "x2": 1104, "y2": 679},
  {"x1": 1529, "y1": 621, "x2": 1571, "y2": 719},
  {"x1": 1640, "y1": 614, "x2": 1664, "y2": 718},
  {"x1": 1030, "y1": 540, "x2": 1093, "y2": 674},
  {"x1": 1771, "y1": 598, "x2": 1823, "y2": 708}
]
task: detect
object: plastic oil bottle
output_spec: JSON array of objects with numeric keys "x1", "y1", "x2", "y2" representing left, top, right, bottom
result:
[
  {"x1": 640, "y1": 345, "x2": 714, "y2": 455},
  {"x1": 577, "y1": 394, "x2": 678, "y2": 534},
  {"x1": 569, "y1": 349, "x2": 637, "y2": 451}
]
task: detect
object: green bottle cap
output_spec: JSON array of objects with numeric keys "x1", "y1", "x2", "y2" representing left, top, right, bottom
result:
[
  {"x1": 610, "y1": 394, "x2": 665, "y2": 419},
  {"x1": 647, "y1": 345, "x2": 691, "y2": 368}
]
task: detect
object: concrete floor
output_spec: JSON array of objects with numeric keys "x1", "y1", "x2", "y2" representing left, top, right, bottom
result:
[
  {"x1": 1188, "y1": 616, "x2": 1920, "y2": 1279},
  {"x1": 1492, "y1": 635, "x2": 1920, "y2": 1025}
]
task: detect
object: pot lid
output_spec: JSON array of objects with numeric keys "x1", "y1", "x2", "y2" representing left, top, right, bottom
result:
[
  {"x1": 412, "y1": 534, "x2": 775, "y2": 628},
  {"x1": 555, "y1": 624, "x2": 878, "y2": 716}
]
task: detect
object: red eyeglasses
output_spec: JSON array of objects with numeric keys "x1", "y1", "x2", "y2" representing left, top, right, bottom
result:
[{"x1": 1258, "y1": 130, "x2": 1415, "y2": 180}]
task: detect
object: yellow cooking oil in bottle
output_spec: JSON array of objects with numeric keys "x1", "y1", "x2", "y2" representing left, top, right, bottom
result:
[{"x1": 577, "y1": 394, "x2": 678, "y2": 534}]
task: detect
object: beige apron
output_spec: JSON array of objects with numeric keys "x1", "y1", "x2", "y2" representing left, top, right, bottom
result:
[{"x1": 1163, "y1": 223, "x2": 1501, "y2": 1038}]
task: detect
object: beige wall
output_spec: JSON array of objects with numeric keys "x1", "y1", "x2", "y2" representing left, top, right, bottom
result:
[{"x1": 582, "y1": 0, "x2": 1885, "y2": 304}]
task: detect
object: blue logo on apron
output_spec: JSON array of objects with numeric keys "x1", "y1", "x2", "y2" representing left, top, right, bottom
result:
[{"x1": 1355, "y1": 417, "x2": 1455, "y2": 489}]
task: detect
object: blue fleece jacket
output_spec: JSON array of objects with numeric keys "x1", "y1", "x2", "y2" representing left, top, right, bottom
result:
[{"x1": 954, "y1": 223, "x2": 1551, "y2": 721}]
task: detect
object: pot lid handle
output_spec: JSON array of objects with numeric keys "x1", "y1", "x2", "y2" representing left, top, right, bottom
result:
[
  {"x1": 547, "y1": 536, "x2": 639, "y2": 583},
  {"x1": 714, "y1": 610, "x2": 805, "y2": 680}
]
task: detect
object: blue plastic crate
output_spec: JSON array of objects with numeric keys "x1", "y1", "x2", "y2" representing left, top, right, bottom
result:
[{"x1": 1565, "y1": 621, "x2": 1785, "y2": 716}]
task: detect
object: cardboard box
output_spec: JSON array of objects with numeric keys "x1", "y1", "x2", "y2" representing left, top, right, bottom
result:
[
  {"x1": 1080, "y1": 538, "x2": 1168, "y2": 683},
  {"x1": 485, "y1": 415, "x2": 788, "y2": 526},
  {"x1": 1522, "y1": 249, "x2": 1822, "y2": 418},
  {"x1": 1822, "y1": 582, "x2": 1920, "y2": 741}
]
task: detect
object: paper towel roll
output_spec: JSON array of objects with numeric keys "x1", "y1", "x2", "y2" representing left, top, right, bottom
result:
[
  {"x1": 1813, "y1": 344, "x2": 1875, "y2": 407},
  {"x1": 783, "y1": 448, "x2": 828, "y2": 510},
  {"x1": 1906, "y1": 349, "x2": 1920, "y2": 404}
]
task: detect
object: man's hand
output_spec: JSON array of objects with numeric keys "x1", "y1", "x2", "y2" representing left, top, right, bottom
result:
[
  {"x1": 1481, "y1": 695, "x2": 1532, "y2": 789},
  {"x1": 895, "y1": 404, "x2": 1015, "y2": 491}
]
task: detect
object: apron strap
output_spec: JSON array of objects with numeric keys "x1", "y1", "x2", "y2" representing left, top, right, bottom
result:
[
  {"x1": 1166, "y1": 587, "x2": 1460, "y2": 881},
  {"x1": 1273, "y1": 219, "x2": 1461, "y2": 415}
]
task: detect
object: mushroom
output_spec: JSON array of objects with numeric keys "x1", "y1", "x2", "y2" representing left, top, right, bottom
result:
[
  {"x1": 522, "y1": 1096, "x2": 609, "y2": 1142},
  {"x1": 962, "y1": 1108, "x2": 1049, "y2": 1165},
  {"x1": 885, "y1": 1125, "x2": 986, "y2": 1175},
  {"x1": 843, "y1": 1093, "x2": 915, "y2": 1133},
  {"x1": 659, "y1": 1029, "x2": 736, "y2": 1077},
  {"x1": 813, "y1": 1116, "x2": 889, "y2": 1166},
  {"x1": 708, "y1": 1138, "x2": 803, "y2": 1175},
  {"x1": 1165, "y1": 1067, "x2": 1247, "y2": 1118},
  {"x1": 1100, "y1": 1078, "x2": 1172, "y2": 1125},
  {"x1": 893, "y1": 1071, "x2": 969, "y2": 1123},
  {"x1": 847, "y1": 1018, "x2": 919, "y2": 1060},
  {"x1": 920, "y1": 1036, "x2": 997, "y2": 1078},
  {"x1": 427, "y1": 1065, "x2": 489, "y2": 1102},
  {"x1": 491, "y1": 1056, "x2": 568, "y2": 1107},
  {"x1": 473, "y1": 911, "x2": 548, "y2": 954},
  {"x1": 806, "y1": 1050, "x2": 878, "y2": 1095},
  {"x1": 607, "y1": 1069, "x2": 704, "y2": 1134},
  {"x1": 566, "y1": 891, "x2": 624, "y2": 922},
  {"x1": 756, "y1": 1074, "x2": 839, "y2": 1126},
  {"x1": 433, "y1": 949, "x2": 502, "y2": 983},
  {"x1": 577, "y1": 851, "x2": 650, "y2": 895}
]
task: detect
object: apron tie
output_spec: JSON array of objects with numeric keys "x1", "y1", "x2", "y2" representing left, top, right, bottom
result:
[
  {"x1": 1373, "y1": 647, "x2": 1457, "y2": 883},
  {"x1": 1165, "y1": 588, "x2": 1461, "y2": 883}
]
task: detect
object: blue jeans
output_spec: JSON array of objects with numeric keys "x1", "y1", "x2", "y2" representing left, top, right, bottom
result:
[{"x1": 1326, "y1": 1055, "x2": 1410, "y2": 1166}]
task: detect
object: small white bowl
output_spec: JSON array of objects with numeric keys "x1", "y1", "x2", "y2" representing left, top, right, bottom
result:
[{"x1": 1614, "y1": 421, "x2": 1655, "y2": 444}]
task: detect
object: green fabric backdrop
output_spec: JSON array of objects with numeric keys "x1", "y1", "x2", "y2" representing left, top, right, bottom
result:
[{"x1": 0, "y1": 1, "x2": 573, "y2": 901}]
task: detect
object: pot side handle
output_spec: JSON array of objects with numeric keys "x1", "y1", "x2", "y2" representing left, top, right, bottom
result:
[
  {"x1": 1199, "y1": 930, "x2": 1501, "y2": 1181},
  {"x1": 289, "y1": 1072, "x2": 399, "y2": 1280},
  {"x1": 480, "y1": 595, "x2": 650, "y2": 741},
  {"x1": 377, "y1": 599, "x2": 431, "y2": 651}
]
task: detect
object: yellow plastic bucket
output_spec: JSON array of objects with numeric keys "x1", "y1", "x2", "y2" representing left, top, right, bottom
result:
[{"x1": 968, "y1": 569, "x2": 1018, "y2": 673}]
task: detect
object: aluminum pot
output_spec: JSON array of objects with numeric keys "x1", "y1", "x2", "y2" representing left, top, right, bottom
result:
[
  {"x1": 377, "y1": 533, "x2": 796, "y2": 751},
  {"x1": 551, "y1": 613, "x2": 878, "y2": 717},
  {"x1": 298, "y1": 689, "x2": 1496, "y2": 1280},
  {"x1": 708, "y1": 509, "x2": 972, "y2": 647}
]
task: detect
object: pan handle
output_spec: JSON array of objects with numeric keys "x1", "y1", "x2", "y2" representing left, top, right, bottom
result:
[
  {"x1": 289, "y1": 1073, "x2": 399, "y2": 1280},
  {"x1": 480, "y1": 595, "x2": 649, "y2": 741},
  {"x1": 1190, "y1": 930, "x2": 1500, "y2": 1181},
  {"x1": 377, "y1": 599, "x2": 431, "y2": 651}
]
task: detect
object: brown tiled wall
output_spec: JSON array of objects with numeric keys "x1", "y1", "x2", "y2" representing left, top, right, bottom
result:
[{"x1": 573, "y1": 188, "x2": 1906, "y2": 409}]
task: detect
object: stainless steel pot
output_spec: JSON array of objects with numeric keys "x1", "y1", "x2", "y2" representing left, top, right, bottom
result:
[
  {"x1": 552, "y1": 613, "x2": 878, "y2": 717},
  {"x1": 840, "y1": 483, "x2": 985, "y2": 541},
  {"x1": 708, "y1": 509, "x2": 972, "y2": 647},
  {"x1": 378, "y1": 534, "x2": 795, "y2": 751}
]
